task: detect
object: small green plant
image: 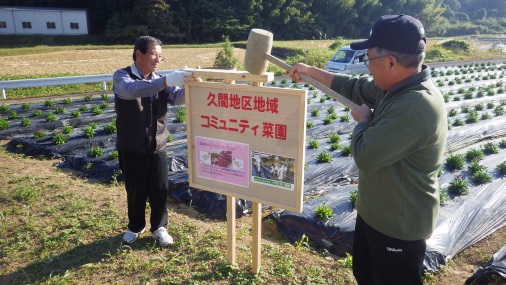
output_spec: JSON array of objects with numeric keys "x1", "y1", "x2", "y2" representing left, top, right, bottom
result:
[
  {"x1": 174, "y1": 107, "x2": 186, "y2": 123},
  {"x1": 329, "y1": 133, "x2": 340, "y2": 143},
  {"x1": 54, "y1": 105, "x2": 68, "y2": 114},
  {"x1": 338, "y1": 252, "x2": 353, "y2": 268},
  {"x1": 465, "y1": 148, "x2": 484, "y2": 162},
  {"x1": 467, "y1": 162, "x2": 486, "y2": 175},
  {"x1": 448, "y1": 177, "x2": 470, "y2": 195},
  {"x1": 79, "y1": 104, "x2": 88, "y2": 112},
  {"x1": 483, "y1": 142, "x2": 499, "y2": 155},
  {"x1": 445, "y1": 153, "x2": 465, "y2": 171},
  {"x1": 0, "y1": 104, "x2": 10, "y2": 112},
  {"x1": 51, "y1": 130, "x2": 68, "y2": 145},
  {"x1": 0, "y1": 116, "x2": 9, "y2": 130},
  {"x1": 448, "y1": 109, "x2": 457, "y2": 117},
  {"x1": 167, "y1": 134, "x2": 174, "y2": 143},
  {"x1": 83, "y1": 125, "x2": 96, "y2": 139},
  {"x1": 62, "y1": 125, "x2": 74, "y2": 134},
  {"x1": 91, "y1": 105, "x2": 103, "y2": 115},
  {"x1": 323, "y1": 117, "x2": 333, "y2": 125},
  {"x1": 452, "y1": 118, "x2": 465, "y2": 126},
  {"x1": 439, "y1": 188, "x2": 450, "y2": 206},
  {"x1": 100, "y1": 93, "x2": 109, "y2": 100},
  {"x1": 499, "y1": 140, "x2": 506, "y2": 149},
  {"x1": 62, "y1": 98, "x2": 73, "y2": 104},
  {"x1": 349, "y1": 189, "x2": 358, "y2": 208},
  {"x1": 46, "y1": 113, "x2": 58, "y2": 122},
  {"x1": 213, "y1": 36, "x2": 237, "y2": 68},
  {"x1": 294, "y1": 234, "x2": 310, "y2": 250},
  {"x1": 471, "y1": 171, "x2": 492, "y2": 185},
  {"x1": 496, "y1": 162, "x2": 506, "y2": 176},
  {"x1": 327, "y1": 106, "x2": 335, "y2": 114},
  {"x1": 84, "y1": 93, "x2": 93, "y2": 102},
  {"x1": 33, "y1": 129, "x2": 45, "y2": 139},
  {"x1": 308, "y1": 139, "x2": 319, "y2": 149},
  {"x1": 89, "y1": 144, "x2": 104, "y2": 158},
  {"x1": 20, "y1": 117, "x2": 31, "y2": 126},
  {"x1": 103, "y1": 119, "x2": 117, "y2": 134},
  {"x1": 341, "y1": 146, "x2": 352, "y2": 157},
  {"x1": 71, "y1": 110, "x2": 81, "y2": 118},
  {"x1": 465, "y1": 111, "x2": 479, "y2": 124},
  {"x1": 99, "y1": 101, "x2": 109, "y2": 109},
  {"x1": 494, "y1": 106, "x2": 505, "y2": 116},
  {"x1": 32, "y1": 109, "x2": 43, "y2": 117},
  {"x1": 306, "y1": 121, "x2": 315, "y2": 129},
  {"x1": 340, "y1": 115, "x2": 350, "y2": 122},
  {"x1": 316, "y1": 151, "x2": 332, "y2": 163},
  {"x1": 310, "y1": 108, "x2": 320, "y2": 117},
  {"x1": 330, "y1": 143, "x2": 341, "y2": 151},
  {"x1": 314, "y1": 203, "x2": 333, "y2": 221},
  {"x1": 44, "y1": 99, "x2": 54, "y2": 107},
  {"x1": 108, "y1": 151, "x2": 119, "y2": 160},
  {"x1": 21, "y1": 102, "x2": 31, "y2": 109},
  {"x1": 7, "y1": 111, "x2": 18, "y2": 120}
]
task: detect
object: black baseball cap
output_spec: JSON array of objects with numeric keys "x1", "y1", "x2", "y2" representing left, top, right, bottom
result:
[{"x1": 350, "y1": 14, "x2": 426, "y2": 55}]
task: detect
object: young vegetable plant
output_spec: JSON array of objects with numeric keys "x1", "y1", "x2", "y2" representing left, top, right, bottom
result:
[
  {"x1": 349, "y1": 189, "x2": 358, "y2": 208},
  {"x1": 314, "y1": 203, "x2": 333, "y2": 221},
  {"x1": 307, "y1": 139, "x2": 319, "y2": 149},
  {"x1": 448, "y1": 177, "x2": 470, "y2": 195},
  {"x1": 341, "y1": 146, "x2": 352, "y2": 157},
  {"x1": 465, "y1": 148, "x2": 484, "y2": 162},
  {"x1": 496, "y1": 162, "x2": 506, "y2": 176},
  {"x1": 445, "y1": 153, "x2": 465, "y2": 171},
  {"x1": 316, "y1": 151, "x2": 332, "y2": 163}
]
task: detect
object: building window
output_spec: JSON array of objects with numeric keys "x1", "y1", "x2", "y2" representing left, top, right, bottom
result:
[
  {"x1": 47, "y1": 22, "x2": 56, "y2": 29},
  {"x1": 22, "y1": 22, "x2": 32, "y2": 29},
  {"x1": 0, "y1": 21, "x2": 6, "y2": 28},
  {"x1": 70, "y1": 22, "x2": 79, "y2": 30}
]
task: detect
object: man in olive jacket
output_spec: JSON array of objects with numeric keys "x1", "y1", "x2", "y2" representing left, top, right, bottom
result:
[{"x1": 288, "y1": 15, "x2": 448, "y2": 285}]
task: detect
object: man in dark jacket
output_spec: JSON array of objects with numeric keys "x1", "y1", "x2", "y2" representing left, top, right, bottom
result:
[{"x1": 113, "y1": 36, "x2": 192, "y2": 247}]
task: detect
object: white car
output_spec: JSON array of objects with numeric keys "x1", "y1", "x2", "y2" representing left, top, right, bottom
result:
[{"x1": 324, "y1": 46, "x2": 369, "y2": 75}]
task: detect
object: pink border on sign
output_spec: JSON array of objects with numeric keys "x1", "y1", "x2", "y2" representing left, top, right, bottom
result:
[{"x1": 195, "y1": 136, "x2": 250, "y2": 188}]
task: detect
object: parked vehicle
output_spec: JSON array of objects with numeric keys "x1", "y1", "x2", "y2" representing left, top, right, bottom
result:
[{"x1": 324, "y1": 46, "x2": 369, "y2": 75}]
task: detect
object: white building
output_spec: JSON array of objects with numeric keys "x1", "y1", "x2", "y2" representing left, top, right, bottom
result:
[{"x1": 0, "y1": 6, "x2": 88, "y2": 35}]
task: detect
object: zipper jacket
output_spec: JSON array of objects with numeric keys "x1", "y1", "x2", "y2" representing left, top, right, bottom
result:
[
  {"x1": 330, "y1": 65, "x2": 448, "y2": 240},
  {"x1": 113, "y1": 64, "x2": 185, "y2": 153}
]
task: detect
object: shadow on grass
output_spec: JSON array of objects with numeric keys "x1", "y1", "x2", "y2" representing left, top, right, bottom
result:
[{"x1": 0, "y1": 234, "x2": 125, "y2": 285}]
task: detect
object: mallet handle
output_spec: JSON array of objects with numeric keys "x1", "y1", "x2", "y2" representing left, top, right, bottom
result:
[{"x1": 265, "y1": 54, "x2": 359, "y2": 110}]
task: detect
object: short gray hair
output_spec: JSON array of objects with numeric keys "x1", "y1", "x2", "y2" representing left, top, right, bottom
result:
[{"x1": 373, "y1": 42, "x2": 425, "y2": 69}]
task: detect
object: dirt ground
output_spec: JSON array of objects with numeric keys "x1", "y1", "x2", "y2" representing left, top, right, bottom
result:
[
  {"x1": 1, "y1": 47, "x2": 505, "y2": 285},
  {"x1": 0, "y1": 47, "x2": 246, "y2": 77}
]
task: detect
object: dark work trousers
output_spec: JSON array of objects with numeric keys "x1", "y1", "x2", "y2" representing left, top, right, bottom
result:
[
  {"x1": 118, "y1": 150, "x2": 169, "y2": 233},
  {"x1": 352, "y1": 214, "x2": 426, "y2": 285}
]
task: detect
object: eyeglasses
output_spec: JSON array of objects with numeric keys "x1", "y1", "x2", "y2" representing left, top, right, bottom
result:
[
  {"x1": 364, "y1": 53, "x2": 389, "y2": 66},
  {"x1": 145, "y1": 51, "x2": 165, "y2": 61}
]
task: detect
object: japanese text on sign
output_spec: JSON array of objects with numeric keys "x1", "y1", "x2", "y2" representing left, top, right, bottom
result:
[
  {"x1": 201, "y1": 115, "x2": 287, "y2": 141},
  {"x1": 207, "y1": 92, "x2": 279, "y2": 114}
]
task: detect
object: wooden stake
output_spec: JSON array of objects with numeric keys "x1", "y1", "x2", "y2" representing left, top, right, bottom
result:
[
  {"x1": 226, "y1": 196, "x2": 236, "y2": 265},
  {"x1": 252, "y1": 202, "x2": 262, "y2": 274}
]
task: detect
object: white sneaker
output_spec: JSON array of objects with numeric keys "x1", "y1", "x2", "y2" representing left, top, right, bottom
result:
[
  {"x1": 122, "y1": 228, "x2": 145, "y2": 244},
  {"x1": 152, "y1": 227, "x2": 173, "y2": 247}
]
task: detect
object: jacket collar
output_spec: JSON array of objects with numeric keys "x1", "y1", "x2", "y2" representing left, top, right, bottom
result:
[
  {"x1": 388, "y1": 64, "x2": 431, "y2": 95},
  {"x1": 130, "y1": 63, "x2": 161, "y2": 80}
]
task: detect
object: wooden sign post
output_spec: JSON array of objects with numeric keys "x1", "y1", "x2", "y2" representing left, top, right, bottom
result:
[{"x1": 185, "y1": 69, "x2": 307, "y2": 273}]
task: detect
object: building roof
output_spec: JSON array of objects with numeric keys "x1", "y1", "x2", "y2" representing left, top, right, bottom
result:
[{"x1": 0, "y1": 6, "x2": 87, "y2": 12}]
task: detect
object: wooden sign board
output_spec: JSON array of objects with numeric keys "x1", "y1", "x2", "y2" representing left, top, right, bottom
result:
[{"x1": 185, "y1": 80, "x2": 307, "y2": 212}]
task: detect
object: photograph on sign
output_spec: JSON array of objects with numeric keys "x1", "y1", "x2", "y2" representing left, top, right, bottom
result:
[
  {"x1": 195, "y1": 136, "x2": 250, "y2": 188},
  {"x1": 252, "y1": 151, "x2": 295, "y2": 191}
]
